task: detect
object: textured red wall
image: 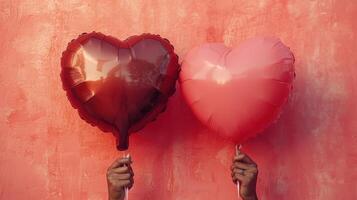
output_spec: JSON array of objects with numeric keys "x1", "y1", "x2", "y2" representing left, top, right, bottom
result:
[{"x1": 0, "y1": 0, "x2": 356, "y2": 199}]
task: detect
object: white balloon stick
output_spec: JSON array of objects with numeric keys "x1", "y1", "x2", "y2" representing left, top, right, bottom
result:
[
  {"x1": 124, "y1": 153, "x2": 130, "y2": 200},
  {"x1": 236, "y1": 145, "x2": 242, "y2": 200}
]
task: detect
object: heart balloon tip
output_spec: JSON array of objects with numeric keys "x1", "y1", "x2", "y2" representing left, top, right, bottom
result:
[
  {"x1": 116, "y1": 138, "x2": 129, "y2": 151},
  {"x1": 116, "y1": 141, "x2": 129, "y2": 151},
  {"x1": 117, "y1": 145, "x2": 129, "y2": 151}
]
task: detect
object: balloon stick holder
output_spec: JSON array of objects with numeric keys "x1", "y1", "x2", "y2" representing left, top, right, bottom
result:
[
  {"x1": 236, "y1": 145, "x2": 242, "y2": 200},
  {"x1": 125, "y1": 182, "x2": 129, "y2": 200},
  {"x1": 123, "y1": 153, "x2": 130, "y2": 200}
]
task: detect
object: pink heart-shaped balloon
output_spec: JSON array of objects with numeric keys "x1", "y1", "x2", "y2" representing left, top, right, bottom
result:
[{"x1": 180, "y1": 37, "x2": 295, "y2": 143}]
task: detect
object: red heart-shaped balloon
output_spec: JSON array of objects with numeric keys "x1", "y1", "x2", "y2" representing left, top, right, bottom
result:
[{"x1": 61, "y1": 32, "x2": 180, "y2": 150}]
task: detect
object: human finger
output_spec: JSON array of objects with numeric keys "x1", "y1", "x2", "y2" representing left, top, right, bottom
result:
[
  {"x1": 232, "y1": 173, "x2": 247, "y2": 183},
  {"x1": 111, "y1": 166, "x2": 130, "y2": 174},
  {"x1": 232, "y1": 168, "x2": 245, "y2": 176},
  {"x1": 110, "y1": 173, "x2": 132, "y2": 180},
  {"x1": 232, "y1": 162, "x2": 255, "y2": 170},
  {"x1": 234, "y1": 152, "x2": 256, "y2": 165},
  {"x1": 108, "y1": 157, "x2": 132, "y2": 170}
]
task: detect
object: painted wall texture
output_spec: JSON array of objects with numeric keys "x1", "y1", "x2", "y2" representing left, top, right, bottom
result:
[{"x1": 0, "y1": 0, "x2": 356, "y2": 199}]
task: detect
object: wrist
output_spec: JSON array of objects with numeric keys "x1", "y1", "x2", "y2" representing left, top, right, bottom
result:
[
  {"x1": 241, "y1": 193, "x2": 258, "y2": 200},
  {"x1": 108, "y1": 188, "x2": 125, "y2": 200},
  {"x1": 109, "y1": 194, "x2": 124, "y2": 200}
]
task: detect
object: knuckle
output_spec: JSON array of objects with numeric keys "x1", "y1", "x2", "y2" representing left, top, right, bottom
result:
[
  {"x1": 122, "y1": 166, "x2": 128, "y2": 171},
  {"x1": 106, "y1": 171, "x2": 111, "y2": 177},
  {"x1": 113, "y1": 182, "x2": 122, "y2": 188},
  {"x1": 108, "y1": 178, "x2": 116, "y2": 185}
]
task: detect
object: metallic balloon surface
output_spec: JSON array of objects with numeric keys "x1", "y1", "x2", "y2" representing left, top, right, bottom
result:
[
  {"x1": 180, "y1": 37, "x2": 295, "y2": 143},
  {"x1": 61, "y1": 32, "x2": 180, "y2": 150}
]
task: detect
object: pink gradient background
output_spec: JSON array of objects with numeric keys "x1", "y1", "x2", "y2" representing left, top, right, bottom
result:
[{"x1": 0, "y1": 0, "x2": 356, "y2": 199}]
